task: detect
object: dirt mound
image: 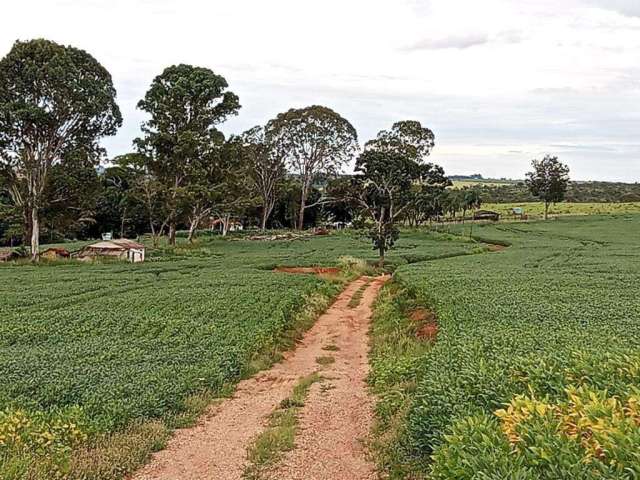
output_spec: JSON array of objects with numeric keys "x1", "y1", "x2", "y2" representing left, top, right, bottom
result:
[
  {"x1": 486, "y1": 243, "x2": 508, "y2": 252},
  {"x1": 410, "y1": 308, "x2": 439, "y2": 341}
]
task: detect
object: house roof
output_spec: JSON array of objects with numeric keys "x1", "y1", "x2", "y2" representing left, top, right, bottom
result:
[
  {"x1": 111, "y1": 239, "x2": 145, "y2": 249},
  {"x1": 86, "y1": 239, "x2": 145, "y2": 250}
]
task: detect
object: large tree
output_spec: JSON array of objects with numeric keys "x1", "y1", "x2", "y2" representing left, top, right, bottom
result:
[
  {"x1": 0, "y1": 39, "x2": 122, "y2": 260},
  {"x1": 265, "y1": 106, "x2": 358, "y2": 230},
  {"x1": 526, "y1": 155, "x2": 570, "y2": 220},
  {"x1": 365, "y1": 120, "x2": 435, "y2": 161},
  {"x1": 241, "y1": 126, "x2": 285, "y2": 230},
  {"x1": 345, "y1": 121, "x2": 448, "y2": 265},
  {"x1": 135, "y1": 64, "x2": 240, "y2": 245}
]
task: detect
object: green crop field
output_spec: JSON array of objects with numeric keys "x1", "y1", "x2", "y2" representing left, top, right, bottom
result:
[
  {"x1": 370, "y1": 215, "x2": 640, "y2": 479},
  {"x1": 0, "y1": 230, "x2": 477, "y2": 479}
]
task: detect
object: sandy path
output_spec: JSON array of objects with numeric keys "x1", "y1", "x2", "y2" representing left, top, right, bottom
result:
[
  {"x1": 131, "y1": 275, "x2": 387, "y2": 480},
  {"x1": 267, "y1": 275, "x2": 387, "y2": 480}
]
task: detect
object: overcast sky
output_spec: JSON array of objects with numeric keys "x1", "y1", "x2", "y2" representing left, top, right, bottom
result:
[{"x1": 2, "y1": 0, "x2": 639, "y2": 181}]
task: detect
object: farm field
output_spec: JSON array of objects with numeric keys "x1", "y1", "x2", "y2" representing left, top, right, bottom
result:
[
  {"x1": 0, "y1": 230, "x2": 477, "y2": 479},
  {"x1": 483, "y1": 201, "x2": 640, "y2": 218},
  {"x1": 370, "y1": 214, "x2": 640, "y2": 478}
]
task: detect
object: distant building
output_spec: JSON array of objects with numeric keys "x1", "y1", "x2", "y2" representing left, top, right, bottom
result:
[{"x1": 77, "y1": 239, "x2": 146, "y2": 263}]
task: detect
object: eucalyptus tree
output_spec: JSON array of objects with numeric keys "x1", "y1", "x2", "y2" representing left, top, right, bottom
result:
[
  {"x1": 241, "y1": 126, "x2": 285, "y2": 230},
  {"x1": 265, "y1": 106, "x2": 358, "y2": 230},
  {"x1": 136, "y1": 64, "x2": 240, "y2": 245},
  {"x1": 526, "y1": 155, "x2": 570, "y2": 220},
  {"x1": 0, "y1": 39, "x2": 122, "y2": 260},
  {"x1": 343, "y1": 121, "x2": 449, "y2": 266}
]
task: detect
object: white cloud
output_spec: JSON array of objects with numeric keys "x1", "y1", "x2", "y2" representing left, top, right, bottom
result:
[
  {"x1": 0, "y1": 0, "x2": 638, "y2": 181},
  {"x1": 401, "y1": 33, "x2": 489, "y2": 51}
]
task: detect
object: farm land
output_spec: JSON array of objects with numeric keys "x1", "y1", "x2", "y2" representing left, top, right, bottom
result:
[{"x1": 1, "y1": 215, "x2": 640, "y2": 478}]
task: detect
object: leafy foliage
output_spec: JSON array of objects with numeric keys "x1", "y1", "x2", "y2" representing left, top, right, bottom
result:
[
  {"x1": 0, "y1": 39, "x2": 122, "y2": 258},
  {"x1": 265, "y1": 105, "x2": 358, "y2": 229},
  {"x1": 371, "y1": 215, "x2": 640, "y2": 478}
]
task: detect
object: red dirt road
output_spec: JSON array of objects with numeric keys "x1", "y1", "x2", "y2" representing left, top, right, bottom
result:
[{"x1": 131, "y1": 275, "x2": 388, "y2": 480}]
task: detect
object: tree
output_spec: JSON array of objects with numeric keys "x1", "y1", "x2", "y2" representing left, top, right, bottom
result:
[
  {"x1": 135, "y1": 64, "x2": 240, "y2": 245},
  {"x1": 526, "y1": 156, "x2": 570, "y2": 220},
  {"x1": 265, "y1": 106, "x2": 358, "y2": 230},
  {"x1": 342, "y1": 120, "x2": 447, "y2": 266},
  {"x1": 241, "y1": 126, "x2": 285, "y2": 230},
  {"x1": 461, "y1": 188, "x2": 482, "y2": 221},
  {"x1": 365, "y1": 120, "x2": 435, "y2": 161},
  {"x1": 0, "y1": 39, "x2": 122, "y2": 260}
]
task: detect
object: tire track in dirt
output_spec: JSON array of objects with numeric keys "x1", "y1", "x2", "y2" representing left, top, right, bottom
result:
[
  {"x1": 131, "y1": 275, "x2": 387, "y2": 480},
  {"x1": 266, "y1": 275, "x2": 387, "y2": 480}
]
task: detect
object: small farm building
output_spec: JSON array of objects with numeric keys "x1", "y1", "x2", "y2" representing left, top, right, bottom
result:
[
  {"x1": 41, "y1": 248, "x2": 71, "y2": 260},
  {"x1": 77, "y1": 239, "x2": 146, "y2": 263},
  {"x1": 474, "y1": 210, "x2": 501, "y2": 221}
]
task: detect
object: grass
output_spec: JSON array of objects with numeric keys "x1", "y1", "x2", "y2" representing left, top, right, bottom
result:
[
  {"x1": 315, "y1": 355, "x2": 336, "y2": 366},
  {"x1": 370, "y1": 214, "x2": 640, "y2": 478},
  {"x1": 347, "y1": 279, "x2": 372, "y2": 308},
  {"x1": 243, "y1": 372, "x2": 323, "y2": 480}
]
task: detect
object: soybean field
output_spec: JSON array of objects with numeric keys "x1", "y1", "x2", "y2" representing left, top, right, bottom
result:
[{"x1": 370, "y1": 215, "x2": 640, "y2": 479}]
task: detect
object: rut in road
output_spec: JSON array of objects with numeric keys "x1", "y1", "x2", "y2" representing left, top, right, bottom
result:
[{"x1": 131, "y1": 275, "x2": 388, "y2": 480}]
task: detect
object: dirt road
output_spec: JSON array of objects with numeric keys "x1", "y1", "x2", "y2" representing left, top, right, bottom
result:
[{"x1": 131, "y1": 275, "x2": 387, "y2": 480}]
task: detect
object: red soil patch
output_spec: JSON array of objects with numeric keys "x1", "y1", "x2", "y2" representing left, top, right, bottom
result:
[
  {"x1": 275, "y1": 266, "x2": 341, "y2": 276},
  {"x1": 410, "y1": 308, "x2": 439, "y2": 341},
  {"x1": 486, "y1": 243, "x2": 507, "y2": 252}
]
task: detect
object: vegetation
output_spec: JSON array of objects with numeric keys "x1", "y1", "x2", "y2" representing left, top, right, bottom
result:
[
  {"x1": 526, "y1": 155, "x2": 571, "y2": 219},
  {"x1": 0, "y1": 230, "x2": 475, "y2": 478},
  {"x1": 370, "y1": 215, "x2": 640, "y2": 478},
  {"x1": 340, "y1": 121, "x2": 450, "y2": 265},
  {"x1": 244, "y1": 372, "x2": 323, "y2": 480},
  {"x1": 0, "y1": 39, "x2": 122, "y2": 260},
  {"x1": 265, "y1": 106, "x2": 359, "y2": 230},
  {"x1": 456, "y1": 180, "x2": 640, "y2": 205}
]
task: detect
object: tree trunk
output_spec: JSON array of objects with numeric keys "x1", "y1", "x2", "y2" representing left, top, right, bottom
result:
[
  {"x1": 221, "y1": 214, "x2": 231, "y2": 237},
  {"x1": 168, "y1": 222, "x2": 176, "y2": 246},
  {"x1": 120, "y1": 206, "x2": 127, "y2": 239},
  {"x1": 378, "y1": 244, "x2": 385, "y2": 267},
  {"x1": 544, "y1": 202, "x2": 549, "y2": 220},
  {"x1": 297, "y1": 188, "x2": 307, "y2": 230},
  {"x1": 261, "y1": 208, "x2": 268, "y2": 231},
  {"x1": 187, "y1": 219, "x2": 198, "y2": 243},
  {"x1": 30, "y1": 206, "x2": 39, "y2": 262}
]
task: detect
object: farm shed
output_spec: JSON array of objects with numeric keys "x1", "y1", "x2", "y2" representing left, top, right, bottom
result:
[
  {"x1": 77, "y1": 239, "x2": 146, "y2": 263},
  {"x1": 41, "y1": 248, "x2": 71, "y2": 260},
  {"x1": 474, "y1": 210, "x2": 501, "y2": 221}
]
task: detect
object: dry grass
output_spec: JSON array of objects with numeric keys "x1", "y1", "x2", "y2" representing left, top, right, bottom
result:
[{"x1": 243, "y1": 373, "x2": 322, "y2": 480}]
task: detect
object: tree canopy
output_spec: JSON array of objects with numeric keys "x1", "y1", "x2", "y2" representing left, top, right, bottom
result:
[
  {"x1": 265, "y1": 105, "x2": 358, "y2": 229},
  {"x1": 526, "y1": 155, "x2": 570, "y2": 220},
  {"x1": 0, "y1": 38, "x2": 122, "y2": 259},
  {"x1": 135, "y1": 64, "x2": 240, "y2": 244}
]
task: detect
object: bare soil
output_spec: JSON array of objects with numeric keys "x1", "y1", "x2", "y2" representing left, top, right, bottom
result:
[
  {"x1": 274, "y1": 266, "x2": 341, "y2": 275},
  {"x1": 410, "y1": 308, "x2": 439, "y2": 341},
  {"x1": 131, "y1": 275, "x2": 388, "y2": 480}
]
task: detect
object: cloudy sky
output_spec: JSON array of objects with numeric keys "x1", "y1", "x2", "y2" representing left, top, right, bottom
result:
[{"x1": 2, "y1": 0, "x2": 639, "y2": 181}]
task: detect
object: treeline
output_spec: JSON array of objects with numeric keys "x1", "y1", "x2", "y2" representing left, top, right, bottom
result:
[
  {"x1": 471, "y1": 181, "x2": 640, "y2": 204},
  {"x1": 0, "y1": 39, "x2": 452, "y2": 259}
]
